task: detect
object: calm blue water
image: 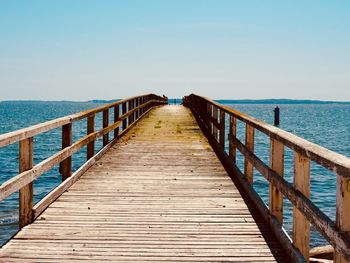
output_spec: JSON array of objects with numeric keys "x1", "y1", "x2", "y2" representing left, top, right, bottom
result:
[{"x1": 0, "y1": 102, "x2": 349, "y2": 248}]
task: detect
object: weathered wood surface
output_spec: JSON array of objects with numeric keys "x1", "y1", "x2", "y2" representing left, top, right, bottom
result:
[{"x1": 0, "y1": 105, "x2": 288, "y2": 262}]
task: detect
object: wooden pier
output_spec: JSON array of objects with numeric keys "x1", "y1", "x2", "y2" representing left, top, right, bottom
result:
[{"x1": 0, "y1": 94, "x2": 349, "y2": 262}]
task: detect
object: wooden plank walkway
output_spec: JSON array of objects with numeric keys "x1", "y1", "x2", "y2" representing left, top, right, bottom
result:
[{"x1": 0, "y1": 105, "x2": 288, "y2": 262}]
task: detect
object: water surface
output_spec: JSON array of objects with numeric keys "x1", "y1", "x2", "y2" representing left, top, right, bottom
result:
[{"x1": 0, "y1": 101, "x2": 349, "y2": 247}]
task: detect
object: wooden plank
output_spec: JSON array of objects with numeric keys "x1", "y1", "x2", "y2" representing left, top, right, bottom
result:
[
  {"x1": 230, "y1": 134, "x2": 350, "y2": 261},
  {"x1": 19, "y1": 137, "x2": 34, "y2": 228},
  {"x1": 244, "y1": 124, "x2": 254, "y2": 184},
  {"x1": 293, "y1": 151, "x2": 310, "y2": 261},
  {"x1": 0, "y1": 117, "x2": 70, "y2": 148},
  {"x1": 33, "y1": 138, "x2": 118, "y2": 219},
  {"x1": 1, "y1": 105, "x2": 288, "y2": 262},
  {"x1": 269, "y1": 138, "x2": 284, "y2": 224},
  {"x1": 60, "y1": 123, "x2": 72, "y2": 181}
]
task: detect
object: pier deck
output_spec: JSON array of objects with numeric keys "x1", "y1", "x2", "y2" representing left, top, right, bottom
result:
[{"x1": 0, "y1": 105, "x2": 287, "y2": 262}]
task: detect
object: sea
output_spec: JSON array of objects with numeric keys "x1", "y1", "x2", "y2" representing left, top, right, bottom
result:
[{"x1": 0, "y1": 100, "x2": 349, "y2": 247}]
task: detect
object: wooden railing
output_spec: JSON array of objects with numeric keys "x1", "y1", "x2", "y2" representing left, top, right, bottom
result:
[
  {"x1": 0, "y1": 94, "x2": 167, "y2": 227},
  {"x1": 183, "y1": 94, "x2": 350, "y2": 263}
]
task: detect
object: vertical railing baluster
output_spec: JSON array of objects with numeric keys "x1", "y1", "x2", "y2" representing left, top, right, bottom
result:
[
  {"x1": 60, "y1": 123, "x2": 72, "y2": 181},
  {"x1": 206, "y1": 102, "x2": 210, "y2": 133},
  {"x1": 219, "y1": 109, "x2": 225, "y2": 148},
  {"x1": 293, "y1": 151, "x2": 310, "y2": 261},
  {"x1": 269, "y1": 138, "x2": 284, "y2": 223},
  {"x1": 87, "y1": 114, "x2": 95, "y2": 160},
  {"x1": 244, "y1": 124, "x2": 254, "y2": 184},
  {"x1": 213, "y1": 106, "x2": 218, "y2": 141},
  {"x1": 229, "y1": 116, "x2": 237, "y2": 163},
  {"x1": 122, "y1": 102, "x2": 127, "y2": 130},
  {"x1": 334, "y1": 174, "x2": 350, "y2": 263},
  {"x1": 114, "y1": 105, "x2": 119, "y2": 139},
  {"x1": 141, "y1": 96, "x2": 144, "y2": 115},
  {"x1": 19, "y1": 137, "x2": 33, "y2": 228},
  {"x1": 103, "y1": 109, "x2": 109, "y2": 146},
  {"x1": 134, "y1": 98, "x2": 138, "y2": 119},
  {"x1": 128, "y1": 100, "x2": 133, "y2": 125},
  {"x1": 136, "y1": 97, "x2": 141, "y2": 119}
]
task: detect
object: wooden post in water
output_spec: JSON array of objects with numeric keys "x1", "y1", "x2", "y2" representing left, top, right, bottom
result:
[
  {"x1": 103, "y1": 109, "x2": 109, "y2": 146},
  {"x1": 60, "y1": 123, "x2": 72, "y2": 181},
  {"x1": 269, "y1": 138, "x2": 284, "y2": 223},
  {"x1": 334, "y1": 175, "x2": 350, "y2": 263},
  {"x1": 87, "y1": 115, "x2": 95, "y2": 160},
  {"x1": 229, "y1": 116, "x2": 237, "y2": 163},
  {"x1": 274, "y1": 106, "x2": 280, "y2": 126},
  {"x1": 19, "y1": 137, "x2": 33, "y2": 228},
  {"x1": 293, "y1": 152, "x2": 310, "y2": 261},
  {"x1": 244, "y1": 124, "x2": 254, "y2": 184}
]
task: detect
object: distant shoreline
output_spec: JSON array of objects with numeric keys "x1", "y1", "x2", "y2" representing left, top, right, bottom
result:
[{"x1": 1, "y1": 99, "x2": 349, "y2": 105}]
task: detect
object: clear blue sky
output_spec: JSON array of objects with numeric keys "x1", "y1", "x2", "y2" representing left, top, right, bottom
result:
[{"x1": 0, "y1": 0, "x2": 349, "y2": 101}]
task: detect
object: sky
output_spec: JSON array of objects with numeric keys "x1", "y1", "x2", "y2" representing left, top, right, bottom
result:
[{"x1": 0, "y1": 0, "x2": 349, "y2": 101}]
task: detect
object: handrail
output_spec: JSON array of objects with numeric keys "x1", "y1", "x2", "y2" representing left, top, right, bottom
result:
[
  {"x1": 183, "y1": 94, "x2": 350, "y2": 263},
  {"x1": 0, "y1": 93, "x2": 167, "y2": 228},
  {"x1": 191, "y1": 94, "x2": 350, "y2": 176},
  {"x1": 0, "y1": 93, "x2": 164, "y2": 148}
]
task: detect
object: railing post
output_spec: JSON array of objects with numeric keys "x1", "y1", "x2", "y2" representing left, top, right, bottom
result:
[
  {"x1": 60, "y1": 123, "x2": 72, "y2": 181},
  {"x1": 293, "y1": 152, "x2": 310, "y2": 261},
  {"x1": 87, "y1": 114, "x2": 95, "y2": 160},
  {"x1": 136, "y1": 97, "x2": 140, "y2": 119},
  {"x1": 208, "y1": 103, "x2": 213, "y2": 135},
  {"x1": 128, "y1": 100, "x2": 133, "y2": 125},
  {"x1": 145, "y1": 96, "x2": 149, "y2": 111},
  {"x1": 269, "y1": 138, "x2": 284, "y2": 223},
  {"x1": 334, "y1": 174, "x2": 350, "y2": 263},
  {"x1": 141, "y1": 96, "x2": 144, "y2": 115},
  {"x1": 219, "y1": 110, "x2": 225, "y2": 148},
  {"x1": 19, "y1": 137, "x2": 33, "y2": 228},
  {"x1": 229, "y1": 116, "x2": 237, "y2": 163},
  {"x1": 122, "y1": 102, "x2": 127, "y2": 130},
  {"x1": 103, "y1": 109, "x2": 109, "y2": 146},
  {"x1": 134, "y1": 98, "x2": 138, "y2": 120},
  {"x1": 213, "y1": 106, "x2": 218, "y2": 141},
  {"x1": 244, "y1": 124, "x2": 255, "y2": 184},
  {"x1": 114, "y1": 105, "x2": 119, "y2": 139}
]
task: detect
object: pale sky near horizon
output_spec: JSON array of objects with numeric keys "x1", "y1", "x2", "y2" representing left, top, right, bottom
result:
[{"x1": 0, "y1": 0, "x2": 349, "y2": 101}]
